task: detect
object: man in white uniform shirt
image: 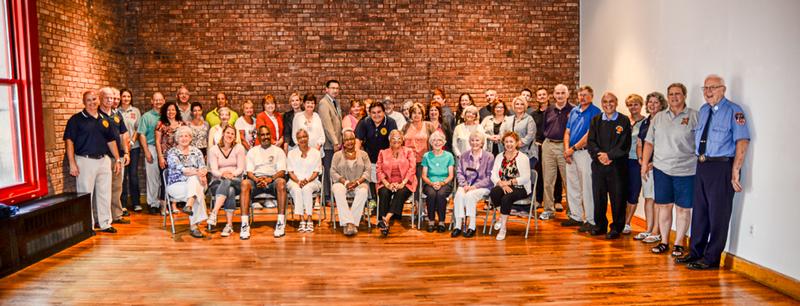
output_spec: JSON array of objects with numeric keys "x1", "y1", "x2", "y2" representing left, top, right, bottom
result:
[{"x1": 245, "y1": 126, "x2": 288, "y2": 238}]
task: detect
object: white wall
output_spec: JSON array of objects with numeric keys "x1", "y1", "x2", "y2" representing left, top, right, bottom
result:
[{"x1": 580, "y1": 0, "x2": 800, "y2": 280}]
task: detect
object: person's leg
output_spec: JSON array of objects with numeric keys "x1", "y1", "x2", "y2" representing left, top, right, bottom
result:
[
  {"x1": 95, "y1": 157, "x2": 114, "y2": 229},
  {"x1": 275, "y1": 178, "x2": 287, "y2": 215},
  {"x1": 75, "y1": 156, "x2": 98, "y2": 227},
  {"x1": 323, "y1": 149, "x2": 334, "y2": 202},
  {"x1": 223, "y1": 186, "x2": 237, "y2": 225},
  {"x1": 566, "y1": 157, "x2": 584, "y2": 222},
  {"x1": 287, "y1": 180, "x2": 303, "y2": 218},
  {"x1": 643, "y1": 169, "x2": 657, "y2": 233},
  {"x1": 467, "y1": 188, "x2": 489, "y2": 230},
  {"x1": 332, "y1": 183, "x2": 352, "y2": 226},
  {"x1": 499, "y1": 188, "x2": 528, "y2": 230},
  {"x1": 239, "y1": 179, "x2": 252, "y2": 225},
  {"x1": 673, "y1": 174, "x2": 694, "y2": 248},
  {"x1": 186, "y1": 176, "x2": 208, "y2": 226},
  {"x1": 575, "y1": 151, "x2": 594, "y2": 225},
  {"x1": 423, "y1": 184, "x2": 437, "y2": 222},
  {"x1": 145, "y1": 145, "x2": 161, "y2": 208},
  {"x1": 591, "y1": 163, "x2": 609, "y2": 233},
  {"x1": 654, "y1": 168, "x2": 675, "y2": 246},
  {"x1": 625, "y1": 159, "x2": 642, "y2": 226},
  {"x1": 436, "y1": 184, "x2": 452, "y2": 225},
  {"x1": 541, "y1": 140, "x2": 558, "y2": 213},
  {"x1": 378, "y1": 187, "x2": 392, "y2": 220},
  {"x1": 609, "y1": 163, "x2": 628, "y2": 234},
  {"x1": 302, "y1": 181, "x2": 320, "y2": 220},
  {"x1": 555, "y1": 153, "x2": 567, "y2": 205},
  {"x1": 211, "y1": 179, "x2": 230, "y2": 216},
  {"x1": 535, "y1": 145, "x2": 545, "y2": 203},
  {"x1": 703, "y1": 161, "x2": 735, "y2": 266},
  {"x1": 110, "y1": 159, "x2": 125, "y2": 220},
  {"x1": 390, "y1": 187, "x2": 411, "y2": 217},
  {"x1": 128, "y1": 147, "x2": 141, "y2": 209},
  {"x1": 453, "y1": 188, "x2": 466, "y2": 229},
  {"x1": 489, "y1": 186, "x2": 504, "y2": 210},
  {"x1": 351, "y1": 185, "x2": 369, "y2": 225}
]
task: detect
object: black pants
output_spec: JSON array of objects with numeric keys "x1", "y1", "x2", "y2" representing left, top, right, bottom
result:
[
  {"x1": 423, "y1": 183, "x2": 452, "y2": 222},
  {"x1": 121, "y1": 147, "x2": 141, "y2": 208},
  {"x1": 689, "y1": 160, "x2": 735, "y2": 266},
  {"x1": 489, "y1": 186, "x2": 528, "y2": 215},
  {"x1": 592, "y1": 160, "x2": 628, "y2": 233},
  {"x1": 323, "y1": 148, "x2": 334, "y2": 201},
  {"x1": 378, "y1": 187, "x2": 412, "y2": 219}
]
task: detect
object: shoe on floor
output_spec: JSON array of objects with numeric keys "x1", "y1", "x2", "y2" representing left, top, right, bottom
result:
[
  {"x1": 622, "y1": 224, "x2": 632, "y2": 234},
  {"x1": 298, "y1": 221, "x2": 307, "y2": 233},
  {"x1": 252, "y1": 202, "x2": 264, "y2": 210},
  {"x1": 122, "y1": 209, "x2": 130, "y2": 217},
  {"x1": 307, "y1": 221, "x2": 314, "y2": 232},
  {"x1": 133, "y1": 205, "x2": 143, "y2": 212},
  {"x1": 208, "y1": 213, "x2": 218, "y2": 227},
  {"x1": 463, "y1": 229, "x2": 476, "y2": 238},
  {"x1": 265, "y1": 200, "x2": 277, "y2": 209},
  {"x1": 634, "y1": 232, "x2": 651, "y2": 240},
  {"x1": 148, "y1": 207, "x2": 160, "y2": 215},
  {"x1": 555, "y1": 203, "x2": 564, "y2": 212},
  {"x1": 561, "y1": 218, "x2": 583, "y2": 227},
  {"x1": 493, "y1": 221, "x2": 502, "y2": 231},
  {"x1": 451, "y1": 228, "x2": 462, "y2": 238},
  {"x1": 99, "y1": 226, "x2": 117, "y2": 233},
  {"x1": 687, "y1": 261, "x2": 719, "y2": 270},
  {"x1": 496, "y1": 228, "x2": 507, "y2": 241},
  {"x1": 589, "y1": 227, "x2": 606, "y2": 236},
  {"x1": 220, "y1": 224, "x2": 233, "y2": 237},
  {"x1": 190, "y1": 229, "x2": 204, "y2": 239},
  {"x1": 577, "y1": 222, "x2": 592, "y2": 233},
  {"x1": 605, "y1": 231, "x2": 621, "y2": 239},
  {"x1": 240, "y1": 224, "x2": 250, "y2": 240},
  {"x1": 539, "y1": 211, "x2": 554, "y2": 220},
  {"x1": 675, "y1": 255, "x2": 702, "y2": 264},
  {"x1": 427, "y1": 221, "x2": 436, "y2": 233},
  {"x1": 112, "y1": 218, "x2": 130, "y2": 224},
  {"x1": 643, "y1": 234, "x2": 662, "y2": 244},
  {"x1": 274, "y1": 221, "x2": 286, "y2": 238},
  {"x1": 651, "y1": 243, "x2": 669, "y2": 254}
]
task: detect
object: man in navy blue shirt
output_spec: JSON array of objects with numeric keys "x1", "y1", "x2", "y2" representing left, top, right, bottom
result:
[
  {"x1": 99, "y1": 87, "x2": 130, "y2": 225},
  {"x1": 64, "y1": 90, "x2": 122, "y2": 233},
  {"x1": 355, "y1": 102, "x2": 398, "y2": 198}
]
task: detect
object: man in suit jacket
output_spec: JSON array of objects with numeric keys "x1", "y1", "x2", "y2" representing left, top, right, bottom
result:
[{"x1": 317, "y1": 79, "x2": 343, "y2": 202}]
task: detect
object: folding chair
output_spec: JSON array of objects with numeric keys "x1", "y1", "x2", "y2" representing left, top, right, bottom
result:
[
  {"x1": 250, "y1": 172, "x2": 326, "y2": 227},
  {"x1": 328, "y1": 181, "x2": 373, "y2": 230},
  {"x1": 417, "y1": 176, "x2": 457, "y2": 230},
  {"x1": 484, "y1": 169, "x2": 539, "y2": 239},
  {"x1": 162, "y1": 169, "x2": 208, "y2": 236}
]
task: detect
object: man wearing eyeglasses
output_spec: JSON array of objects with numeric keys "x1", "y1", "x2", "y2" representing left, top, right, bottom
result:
[{"x1": 676, "y1": 74, "x2": 751, "y2": 270}]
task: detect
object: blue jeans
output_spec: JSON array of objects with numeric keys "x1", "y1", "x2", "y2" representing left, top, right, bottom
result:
[{"x1": 122, "y1": 147, "x2": 141, "y2": 208}]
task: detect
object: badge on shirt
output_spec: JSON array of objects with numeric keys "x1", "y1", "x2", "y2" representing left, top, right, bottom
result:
[
  {"x1": 102, "y1": 119, "x2": 110, "y2": 128},
  {"x1": 681, "y1": 118, "x2": 689, "y2": 125},
  {"x1": 735, "y1": 112, "x2": 746, "y2": 125},
  {"x1": 380, "y1": 127, "x2": 388, "y2": 135},
  {"x1": 615, "y1": 126, "x2": 623, "y2": 134},
  {"x1": 113, "y1": 115, "x2": 120, "y2": 124}
]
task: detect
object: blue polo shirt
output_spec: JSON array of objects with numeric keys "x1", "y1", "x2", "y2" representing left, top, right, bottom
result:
[
  {"x1": 100, "y1": 108, "x2": 128, "y2": 155},
  {"x1": 63, "y1": 110, "x2": 116, "y2": 156},
  {"x1": 694, "y1": 98, "x2": 750, "y2": 157},
  {"x1": 566, "y1": 103, "x2": 601, "y2": 147},
  {"x1": 354, "y1": 116, "x2": 397, "y2": 163}
]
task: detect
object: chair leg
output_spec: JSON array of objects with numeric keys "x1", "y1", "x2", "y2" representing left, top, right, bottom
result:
[{"x1": 168, "y1": 203, "x2": 176, "y2": 235}]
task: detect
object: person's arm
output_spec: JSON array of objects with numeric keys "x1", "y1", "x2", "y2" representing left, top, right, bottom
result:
[
  {"x1": 208, "y1": 147, "x2": 222, "y2": 178},
  {"x1": 107, "y1": 141, "x2": 122, "y2": 174},
  {"x1": 563, "y1": 128, "x2": 573, "y2": 162},
  {"x1": 512, "y1": 154, "x2": 530, "y2": 187},
  {"x1": 330, "y1": 153, "x2": 344, "y2": 184},
  {"x1": 314, "y1": 115, "x2": 326, "y2": 150},
  {"x1": 66, "y1": 139, "x2": 78, "y2": 177},
  {"x1": 444, "y1": 166, "x2": 454, "y2": 186},
  {"x1": 490, "y1": 157, "x2": 501, "y2": 185},
  {"x1": 233, "y1": 146, "x2": 246, "y2": 177},
  {"x1": 207, "y1": 126, "x2": 216, "y2": 149},
  {"x1": 586, "y1": 118, "x2": 600, "y2": 161},
  {"x1": 475, "y1": 154, "x2": 495, "y2": 189},
  {"x1": 732, "y1": 139, "x2": 750, "y2": 192},
  {"x1": 520, "y1": 117, "x2": 536, "y2": 149},
  {"x1": 317, "y1": 101, "x2": 340, "y2": 149},
  {"x1": 402, "y1": 150, "x2": 415, "y2": 186},
  {"x1": 155, "y1": 126, "x2": 164, "y2": 164},
  {"x1": 636, "y1": 138, "x2": 644, "y2": 162},
  {"x1": 456, "y1": 158, "x2": 467, "y2": 187}
]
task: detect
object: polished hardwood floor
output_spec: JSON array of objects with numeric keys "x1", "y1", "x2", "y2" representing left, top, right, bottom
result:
[{"x1": 0, "y1": 207, "x2": 796, "y2": 305}]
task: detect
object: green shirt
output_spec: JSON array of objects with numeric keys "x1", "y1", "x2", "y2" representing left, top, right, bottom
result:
[
  {"x1": 137, "y1": 109, "x2": 160, "y2": 145},
  {"x1": 205, "y1": 108, "x2": 239, "y2": 128},
  {"x1": 422, "y1": 150, "x2": 455, "y2": 183}
]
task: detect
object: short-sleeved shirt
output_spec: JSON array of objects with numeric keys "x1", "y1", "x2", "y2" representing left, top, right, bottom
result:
[
  {"x1": 355, "y1": 116, "x2": 398, "y2": 163},
  {"x1": 99, "y1": 108, "x2": 128, "y2": 155},
  {"x1": 542, "y1": 103, "x2": 574, "y2": 141},
  {"x1": 694, "y1": 98, "x2": 751, "y2": 157},
  {"x1": 166, "y1": 146, "x2": 205, "y2": 185},
  {"x1": 629, "y1": 118, "x2": 644, "y2": 159},
  {"x1": 287, "y1": 147, "x2": 323, "y2": 180},
  {"x1": 246, "y1": 144, "x2": 287, "y2": 177},
  {"x1": 645, "y1": 107, "x2": 699, "y2": 176},
  {"x1": 235, "y1": 116, "x2": 257, "y2": 147},
  {"x1": 137, "y1": 109, "x2": 161, "y2": 146},
  {"x1": 177, "y1": 103, "x2": 193, "y2": 122},
  {"x1": 156, "y1": 121, "x2": 184, "y2": 156},
  {"x1": 422, "y1": 150, "x2": 455, "y2": 183},
  {"x1": 566, "y1": 103, "x2": 601, "y2": 147},
  {"x1": 63, "y1": 110, "x2": 115, "y2": 156},
  {"x1": 119, "y1": 105, "x2": 141, "y2": 149},
  {"x1": 189, "y1": 121, "x2": 209, "y2": 149},
  {"x1": 206, "y1": 107, "x2": 240, "y2": 128}
]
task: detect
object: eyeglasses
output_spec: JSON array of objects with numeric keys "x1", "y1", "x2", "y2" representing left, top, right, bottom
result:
[{"x1": 701, "y1": 85, "x2": 725, "y2": 91}]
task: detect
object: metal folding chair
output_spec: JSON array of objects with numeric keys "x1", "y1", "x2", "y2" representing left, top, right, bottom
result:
[
  {"x1": 328, "y1": 181, "x2": 373, "y2": 230},
  {"x1": 484, "y1": 169, "x2": 539, "y2": 239},
  {"x1": 162, "y1": 169, "x2": 208, "y2": 236},
  {"x1": 417, "y1": 175, "x2": 457, "y2": 230},
  {"x1": 250, "y1": 171, "x2": 326, "y2": 227}
]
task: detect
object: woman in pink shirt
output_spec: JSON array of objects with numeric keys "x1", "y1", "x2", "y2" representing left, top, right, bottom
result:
[
  {"x1": 376, "y1": 130, "x2": 417, "y2": 236},
  {"x1": 342, "y1": 99, "x2": 365, "y2": 132},
  {"x1": 206, "y1": 125, "x2": 249, "y2": 239}
]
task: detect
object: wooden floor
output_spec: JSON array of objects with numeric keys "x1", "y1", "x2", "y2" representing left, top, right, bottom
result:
[{"x1": 0, "y1": 207, "x2": 796, "y2": 305}]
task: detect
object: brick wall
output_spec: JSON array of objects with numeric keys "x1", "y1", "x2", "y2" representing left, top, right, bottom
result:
[
  {"x1": 38, "y1": 0, "x2": 128, "y2": 193},
  {"x1": 38, "y1": 0, "x2": 579, "y2": 194}
]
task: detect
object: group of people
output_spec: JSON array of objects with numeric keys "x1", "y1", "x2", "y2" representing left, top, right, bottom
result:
[{"x1": 64, "y1": 74, "x2": 749, "y2": 270}]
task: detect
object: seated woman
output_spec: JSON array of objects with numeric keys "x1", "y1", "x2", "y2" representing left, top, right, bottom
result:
[
  {"x1": 165, "y1": 126, "x2": 209, "y2": 239},
  {"x1": 330, "y1": 130, "x2": 371, "y2": 236},
  {"x1": 490, "y1": 131, "x2": 531, "y2": 241},
  {"x1": 452, "y1": 131, "x2": 495, "y2": 238},
  {"x1": 207, "y1": 125, "x2": 249, "y2": 239},
  {"x1": 376, "y1": 130, "x2": 417, "y2": 236},
  {"x1": 421, "y1": 130, "x2": 455, "y2": 233},
  {"x1": 287, "y1": 129, "x2": 323, "y2": 233}
]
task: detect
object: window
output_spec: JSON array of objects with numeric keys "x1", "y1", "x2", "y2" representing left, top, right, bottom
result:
[{"x1": 0, "y1": 0, "x2": 46, "y2": 204}]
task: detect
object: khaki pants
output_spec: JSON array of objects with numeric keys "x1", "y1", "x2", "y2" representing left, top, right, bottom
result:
[
  {"x1": 110, "y1": 158, "x2": 124, "y2": 219},
  {"x1": 541, "y1": 139, "x2": 567, "y2": 212},
  {"x1": 76, "y1": 155, "x2": 113, "y2": 229},
  {"x1": 332, "y1": 183, "x2": 369, "y2": 226},
  {"x1": 145, "y1": 145, "x2": 161, "y2": 208},
  {"x1": 566, "y1": 150, "x2": 594, "y2": 224}
]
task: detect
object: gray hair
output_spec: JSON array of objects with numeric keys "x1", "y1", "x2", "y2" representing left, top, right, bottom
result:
[
  {"x1": 428, "y1": 130, "x2": 446, "y2": 146},
  {"x1": 462, "y1": 105, "x2": 479, "y2": 119},
  {"x1": 705, "y1": 74, "x2": 726, "y2": 86},
  {"x1": 469, "y1": 130, "x2": 486, "y2": 145},
  {"x1": 174, "y1": 125, "x2": 193, "y2": 142},
  {"x1": 295, "y1": 128, "x2": 309, "y2": 138}
]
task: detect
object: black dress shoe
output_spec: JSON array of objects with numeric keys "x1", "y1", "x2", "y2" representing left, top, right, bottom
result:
[
  {"x1": 189, "y1": 229, "x2": 204, "y2": 239},
  {"x1": 561, "y1": 218, "x2": 583, "y2": 227},
  {"x1": 451, "y1": 228, "x2": 462, "y2": 238},
  {"x1": 687, "y1": 262, "x2": 719, "y2": 270},
  {"x1": 675, "y1": 255, "x2": 702, "y2": 264},
  {"x1": 426, "y1": 223, "x2": 436, "y2": 233},
  {"x1": 148, "y1": 207, "x2": 160, "y2": 215},
  {"x1": 112, "y1": 218, "x2": 131, "y2": 224},
  {"x1": 589, "y1": 227, "x2": 607, "y2": 236},
  {"x1": 463, "y1": 229, "x2": 475, "y2": 238},
  {"x1": 437, "y1": 225, "x2": 446, "y2": 233},
  {"x1": 577, "y1": 222, "x2": 592, "y2": 233},
  {"x1": 99, "y1": 226, "x2": 117, "y2": 233},
  {"x1": 378, "y1": 219, "x2": 387, "y2": 230},
  {"x1": 605, "y1": 231, "x2": 621, "y2": 239}
]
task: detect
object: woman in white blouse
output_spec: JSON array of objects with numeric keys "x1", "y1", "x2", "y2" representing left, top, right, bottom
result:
[
  {"x1": 451, "y1": 105, "x2": 485, "y2": 158},
  {"x1": 287, "y1": 129, "x2": 323, "y2": 233},
  {"x1": 490, "y1": 131, "x2": 531, "y2": 241},
  {"x1": 292, "y1": 94, "x2": 325, "y2": 154},
  {"x1": 234, "y1": 100, "x2": 257, "y2": 150}
]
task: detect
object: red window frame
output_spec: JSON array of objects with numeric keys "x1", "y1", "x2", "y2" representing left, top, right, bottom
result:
[{"x1": 0, "y1": 0, "x2": 46, "y2": 204}]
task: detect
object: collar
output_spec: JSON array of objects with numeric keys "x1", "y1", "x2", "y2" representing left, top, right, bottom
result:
[
  {"x1": 708, "y1": 97, "x2": 730, "y2": 112},
  {"x1": 602, "y1": 112, "x2": 619, "y2": 121},
  {"x1": 668, "y1": 106, "x2": 689, "y2": 119},
  {"x1": 81, "y1": 109, "x2": 99, "y2": 119},
  {"x1": 325, "y1": 94, "x2": 336, "y2": 104},
  {"x1": 575, "y1": 103, "x2": 595, "y2": 113}
]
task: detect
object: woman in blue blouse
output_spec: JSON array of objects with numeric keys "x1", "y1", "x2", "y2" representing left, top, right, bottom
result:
[
  {"x1": 452, "y1": 131, "x2": 494, "y2": 238},
  {"x1": 166, "y1": 126, "x2": 209, "y2": 238}
]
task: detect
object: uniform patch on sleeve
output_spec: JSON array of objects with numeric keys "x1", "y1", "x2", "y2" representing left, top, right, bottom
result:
[{"x1": 735, "y1": 112, "x2": 746, "y2": 125}]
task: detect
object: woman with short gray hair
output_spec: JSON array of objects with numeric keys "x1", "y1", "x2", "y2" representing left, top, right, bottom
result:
[
  {"x1": 452, "y1": 131, "x2": 494, "y2": 238},
  {"x1": 421, "y1": 130, "x2": 455, "y2": 233},
  {"x1": 165, "y1": 125, "x2": 208, "y2": 238},
  {"x1": 451, "y1": 105, "x2": 486, "y2": 158}
]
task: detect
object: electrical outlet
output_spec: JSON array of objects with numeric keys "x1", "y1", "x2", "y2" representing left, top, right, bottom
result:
[{"x1": 749, "y1": 225, "x2": 755, "y2": 236}]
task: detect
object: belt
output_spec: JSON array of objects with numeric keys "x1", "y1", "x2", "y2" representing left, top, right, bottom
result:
[
  {"x1": 546, "y1": 139, "x2": 563, "y2": 143},
  {"x1": 698, "y1": 155, "x2": 731, "y2": 163},
  {"x1": 80, "y1": 154, "x2": 106, "y2": 159}
]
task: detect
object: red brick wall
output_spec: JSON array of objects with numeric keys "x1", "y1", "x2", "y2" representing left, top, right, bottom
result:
[
  {"x1": 38, "y1": 0, "x2": 128, "y2": 193},
  {"x1": 123, "y1": 0, "x2": 580, "y2": 113}
]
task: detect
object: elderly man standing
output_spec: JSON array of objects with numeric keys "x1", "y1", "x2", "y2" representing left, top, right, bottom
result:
[
  {"x1": 98, "y1": 87, "x2": 131, "y2": 225},
  {"x1": 317, "y1": 79, "x2": 343, "y2": 203},
  {"x1": 64, "y1": 90, "x2": 122, "y2": 233},
  {"x1": 138, "y1": 92, "x2": 165, "y2": 214},
  {"x1": 539, "y1": 84, "x2": 573, "y2": 221},
  {"x1": 563, "y1": 86, "x2": 601, "y2": 232},
  {"x1": 676, "y1": 75, "x2": 751, "y2": 270}
]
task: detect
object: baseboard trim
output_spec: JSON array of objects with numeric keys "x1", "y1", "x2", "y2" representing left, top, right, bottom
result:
[{"x1": 631, "y1": 215, "x2": 799, "y2": 301}]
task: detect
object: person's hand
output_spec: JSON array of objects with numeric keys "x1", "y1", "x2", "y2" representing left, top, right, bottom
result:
[
  {"x1": 198, "y1": 168, "x2": 208, "y2": 177},
  {"x1": 346, "y1": 181, "x2": 358, "y2": 190},
  {"x1": 502, "y1": 185, "x2": 513, "y2": 194},
  {"x1": 113, "y1": 162, "x2": 122, "y2": 175},
  {"x1": 275, "y1": 137, "x2": 284, "y2": 147},
  {"x1": 464, "y1": 186, "x2": 474, "y2": 192},
  {"x1": 158, "y1": 156, "x2": 166, "y2": 169},
  {"x1": 299, "y1": 179, "x2": 307, "y2": 188},
  {"x1": 433, "y1": 182, "x2": 441, "y2": 190},
  {"x1": 565, "y1": 155, "x2": 573, "y2": 165},
  {"x1": 640, "y1": 164, "x2": 649, "y2": 182},
  {"x1": 145, "y1": 152, "x2": 153, "y2": 164},
  {"x1": 69, "y1": 163, "x2": 79, "y2": 177},
  {"x1": 199, "y1": 175, "x2": 208, "y2": 187},
  {"x1": 564, "y1": 148, "x2": 574, "y2": 158},
  {"x1": 264, "y1": 177, "x2": 274, "y2": 186},
  {"x1": 123, "y1": 154, "x2": 130, "y2": 166},
  {"x1": 732, "y1": 170, "x2": 743, "y2": 192},
  {"x1": 647, "y1": 163, "x2": 653, "y2": 172},
  {"x1": 256, "y1": 178, "x2": 268, "y2": 188},
  {"x1": 597, "y1": 152, "x2": 610, "y2": 165}
]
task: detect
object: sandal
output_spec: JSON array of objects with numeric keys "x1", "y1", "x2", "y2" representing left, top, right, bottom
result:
[
  {"x1": 651, "y1": 243, "x2": 669, "y2": 254},
  {"x1": 633, "y1": 232, "x2": 650, "y2": 240},
  {"x1": 642, "y1": 234, "x2": 661, "y2": 244},
  {"x1": 671, "y1": 245, "x2": 686, "y2": 257}
]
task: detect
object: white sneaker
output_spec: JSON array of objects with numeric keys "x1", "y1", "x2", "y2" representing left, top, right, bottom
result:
[
  {"x1": 510, "y1": 209, "x2": 519, "y2": 216},
  {"x1": 539, "y1": 211, "x2": 554, "y2": 220},
  {"x1": 306, "y1": 221, "x2": 314, "y2": 232},
  {"x1": 493, "y1": 221, "x2": 502, "y2": 231},
  {"x1": 208, "y1": 213, "x2": 218, "y2": 227},
  {"x1": 221, "y1": 224, "x2": 233, "y2": 237},
  {"x1": 240, "y1": 224, "x2": 250, "y2": 240},
  {"x1": 496, "y1": 228, "x2": 507, "y2": 241},
  {"x1": 252, "y1": 202, "x2": 264, "y2": 210},
  {"x1": 634, "y1": 232, "x2": 651, "y2": 240},
  {"x1": 298, "y1": 221, "x2": 307, "y2": 232},
  {"x1": 622, "y1": 224, "x2": 632, "y2": 234},
  {"x1": 265, "y1": 200, "x2": 277, "y2": 209},
  {"x1": 274, "y1": 221, "x2": 286, "y2": 238}
]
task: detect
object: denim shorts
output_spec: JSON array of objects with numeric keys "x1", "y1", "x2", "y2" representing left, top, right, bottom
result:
[{"x1": 653, "y1": 167, "x2": 694, "y2": 208}]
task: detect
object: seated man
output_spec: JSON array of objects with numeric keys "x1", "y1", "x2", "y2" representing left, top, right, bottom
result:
[{"x1": 244, "y1": 126, "x2": 288, "y2": 238}]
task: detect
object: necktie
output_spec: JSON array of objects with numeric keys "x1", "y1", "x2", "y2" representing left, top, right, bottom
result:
[{"x1": 698, "y1": 109, "x2": 713, "y2": 155}]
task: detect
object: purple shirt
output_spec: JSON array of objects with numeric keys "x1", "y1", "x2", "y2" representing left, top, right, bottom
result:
[
  {"x1": 543, "y1": 103, "x2": 574, "y2": 141},
  {"x1": 456, "y1": 149, "x2": 495, "y2": 189}
]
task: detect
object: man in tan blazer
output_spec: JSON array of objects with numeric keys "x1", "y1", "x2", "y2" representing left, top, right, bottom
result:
[{"x1": 317, "y1": 79, "x2": 343, "y2": 202}]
